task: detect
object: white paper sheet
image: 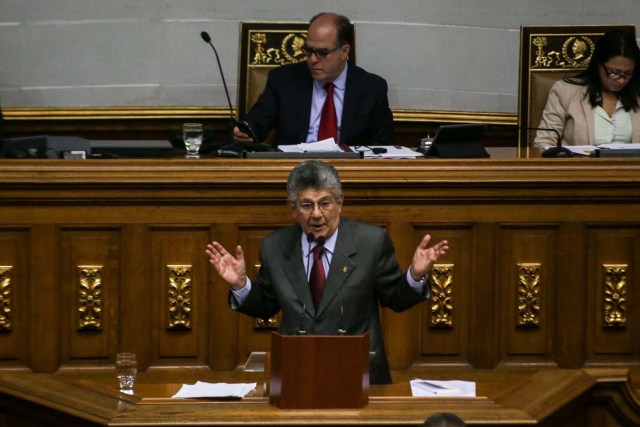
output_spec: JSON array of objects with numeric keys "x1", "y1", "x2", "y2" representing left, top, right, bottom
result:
[
  {"x1": 355, "y1": 145, "x2": 423, "y2": 159},
  {"x1": 171, "y1": 381, "x2": 257, "y2": 399},
  {"x1": 410, "y1": 378, "x2": 476, "y2": 397},
  {"x1": 564, "y1": 143, "x2": 640, "y2": 156},
  {"x1": 277, "y1": 138, "x2": 341, "y2": 153}
]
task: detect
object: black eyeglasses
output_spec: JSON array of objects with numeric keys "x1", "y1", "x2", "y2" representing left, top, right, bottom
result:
[
  {"x1": 603, "y1": 65, "x2": 634, "y2": 81},
  {"x1": 301, "y1": 44, "x2": 342, "y2": 59},
  {"x1": 296, "y1": 198, "x2": 336, "y2": 214}
]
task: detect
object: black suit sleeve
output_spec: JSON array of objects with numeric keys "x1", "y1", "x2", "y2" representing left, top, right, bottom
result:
[{"x1": 366, "y1": 78, "x2": 394, "y2": 146}]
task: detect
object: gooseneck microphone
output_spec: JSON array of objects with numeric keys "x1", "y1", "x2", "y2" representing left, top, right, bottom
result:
[
  {"x1": 522, "y1": 126, "x2": 573, "y2": 158},
  {"x1": 200, "y1": 31, "x2": 234, "y2": 128},
  {"x1": 200, "y1": 31, "x2": 265, "y2": 152}
]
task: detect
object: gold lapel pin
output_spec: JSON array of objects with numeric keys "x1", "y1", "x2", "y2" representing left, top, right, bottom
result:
[{"x1": 343, "y1": 266, "x2": 348, "y2": 273}]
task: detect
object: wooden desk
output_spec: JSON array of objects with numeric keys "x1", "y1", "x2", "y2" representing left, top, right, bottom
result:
[
  {"x1": 0, "y1": 158, "x2": 639, "y2": 384},
  {"x1": 1, "y1": 368, "x2": 639, "y2": 426}
]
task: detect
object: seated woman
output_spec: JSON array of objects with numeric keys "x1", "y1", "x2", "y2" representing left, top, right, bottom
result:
[{"x1": 534, "y1": 29, "x2": 640, "y2": 155}]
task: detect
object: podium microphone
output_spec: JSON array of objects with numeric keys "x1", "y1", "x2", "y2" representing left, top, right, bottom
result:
[
  {"x1": 521, "y1": 126, "x2": 573, "y2": 158},
  {"x1": 200, "y1": 31, "x2": 265, "y2": 153}
]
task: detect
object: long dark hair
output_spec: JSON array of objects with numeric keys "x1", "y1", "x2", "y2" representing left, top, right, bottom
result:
[{"x1": 565, "y1": 29, "x2": 640, "y2": 111}]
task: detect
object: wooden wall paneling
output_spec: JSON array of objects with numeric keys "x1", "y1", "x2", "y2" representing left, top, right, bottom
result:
[
  {"x1": 0, "y1": 228, "x2": 30, "y2": 368},
  {"x1": 555, "y1": 222, "x2": 588, "y2": 368},
  {"x1": 498, "y1": 225, "x2": 558, "y2": 367},
  {"x1": 119, "y1": 224, "x2": 150, "y2": 369},
  {"x1": 587, "y1": 226, "x2": 639, "y2": 366},
  {"x1": 29, "y1": 224, "x2": 60, "y2": 373},
  {"x1": 236, "y1": 225, "x2": 282, "y2": 368},
  {"x1": 207, "y1": 223, "x2": 241, "y2": 371},
  {"x1": 149, "y1": 226, "x2": 210, "y2": 368},
  {"x1": 382, "y1": 221, "x2": 419, "y2": 370},
  {"x1": 59, "y1": 227, "x2": 121, "y2": 368},
  {"x1": 418, "y1": 224, "x2": 474, "y2": 367},
  {"x1": 469, "y1": 222, "x2": 499, "y2": 368}
]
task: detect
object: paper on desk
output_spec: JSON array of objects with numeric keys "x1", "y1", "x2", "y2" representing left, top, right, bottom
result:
[
  {"x1": 564, "y1": 145, "x2": 597, "y2": 156},
  {"x1": 598, "y1": 142, "x2": 640, "y2": 150},
  {"x1": 410, "y1": 379, "x2": 476, "y2": 397},
  {"x1": 171, "y1": 381, "x2": 257, "y2": 399},
  {"x1": 564, "y1": 143, "x2": 640, "y2": 156},
  {"x1": 355, "y1": 145, "x2": 423, "y2": 159},
  {"x1": 277, "y1": 138, "x2": 341, "y2": 153}
]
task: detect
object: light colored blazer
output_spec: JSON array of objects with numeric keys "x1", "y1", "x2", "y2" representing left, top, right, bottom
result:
[
  {"x1": 534, "y1": 79, "x2": 640, "y2": 149},
  {"x1": 231, "y1": 217, "x2": 428, "y2": 385}
]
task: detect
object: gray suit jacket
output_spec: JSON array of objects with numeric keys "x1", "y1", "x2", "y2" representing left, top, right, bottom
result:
[{"x1": 232, "y1": 218, "x2": 429, "y2": 384}]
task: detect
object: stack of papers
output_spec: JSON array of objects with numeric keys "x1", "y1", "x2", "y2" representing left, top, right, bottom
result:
[
  {"x1": 278, "y1": 138, "x2": 341, "y2": 153},
  {"x1": 565, "y1": 143, "x2": 640, "y2": 156},
  {"x1": 355, "y1": 146, "x2": 423, "y2": 159},
  {"x1": 277, "y1": 139, "x2": 422, "y2": 158},
  {"x1": 410, "y1": 378, "x2": 476, "y2": 397},
  {"x1": 171, "y1": 381, "x2": 257, "y2": 399}
]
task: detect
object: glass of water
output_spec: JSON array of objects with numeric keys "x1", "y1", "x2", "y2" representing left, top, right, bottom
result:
[
  {"x1": 183, "y1": 122, "x2": 203, "y2": 159},
  {"x1": 115, "y1": 352, "x2": 137, "y2": 395}
]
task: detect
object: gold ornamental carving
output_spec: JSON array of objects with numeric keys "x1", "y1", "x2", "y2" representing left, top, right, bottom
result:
[
  {"x1": 77, "y1": 266, "x2": 103, "y2": 331},
  {"x1": 531, "y1": 35, "x2": 595, "y2": 70},
  {"x1": 252, "y1": 262, "x2": 279, "y2": 329},
  {"x1": 603, "y1": 264, "x2": 627, "y2": 328},
  {"x1": 0, "y1": 266, "x2": 12, "y2": 331},
  {"x1": 249, "y1": 31, "x2": 307, "y2": 66},
  {"x1": 255, "y1": 317, "x2": 278, "y2": 329},
  {"x1": 167, "y1": 265, "x2": 192, "y2": 331},
  {"x1": 517, "y1": 263, "x2": 541, "y2": 328},
  {"x1": 428, "y1": 264, "x2": 454, "y2": 328}
]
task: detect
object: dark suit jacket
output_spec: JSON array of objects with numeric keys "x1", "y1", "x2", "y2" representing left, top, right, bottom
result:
[
  {"x1": 245, "y1": 62, "x2": 394, "y2": 146},
  {"x1": 232, "y1": 218, "x2": 428, "y2": 384}
]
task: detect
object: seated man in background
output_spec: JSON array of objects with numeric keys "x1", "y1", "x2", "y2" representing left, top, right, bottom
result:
[{"x1": 233, "y1": 12, "x2": 394, "y2": 148}]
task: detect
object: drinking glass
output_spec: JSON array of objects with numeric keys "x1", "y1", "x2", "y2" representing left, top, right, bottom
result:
[
  {"x1": 115, "y1": 352, "x2": 137, "y2": 395},
  {"x1": 183, "y1": 122, "x2": 203, "y2": 159}
]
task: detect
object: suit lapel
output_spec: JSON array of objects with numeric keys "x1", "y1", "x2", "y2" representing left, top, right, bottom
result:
[
  {"x1": 580, "y1": 91, "x2": 594, "y2": 144},
  {"x1": 340, "y1": 66, "x2": 360, "y2": 145},
  {"x1": 316, "y1": 220, "x2": 357, "y2": 317},
  {"x1": 282, "y1": 228, "x2": 315, "y2": 313},
  {"x1": 296, "y1": 70, "x2": 314, "y2": 143}
]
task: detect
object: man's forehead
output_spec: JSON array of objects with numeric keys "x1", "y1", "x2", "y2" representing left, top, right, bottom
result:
[{"x1": 297, "y1": 188, "x2": 334, "y2": 200}]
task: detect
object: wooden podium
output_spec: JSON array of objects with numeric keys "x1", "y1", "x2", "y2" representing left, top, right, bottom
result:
[{"x1": 268, "y1": 332, "x2": 370, "y2": 409}]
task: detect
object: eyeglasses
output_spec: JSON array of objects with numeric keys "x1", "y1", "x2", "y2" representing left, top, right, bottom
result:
[
  {"x1": 296, "y1": 199, "x2": 336, "y2": 213},
  {"x1": 301, "y1": 44, "x2": 342, "y2": 59},
  {"x1": 603, "y1": 65, "x2": 634, "y2": 81}
]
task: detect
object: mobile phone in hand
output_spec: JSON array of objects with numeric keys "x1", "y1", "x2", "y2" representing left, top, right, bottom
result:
[{"x1": 236, "y1": 120, "x2": 259, "y2": 143}]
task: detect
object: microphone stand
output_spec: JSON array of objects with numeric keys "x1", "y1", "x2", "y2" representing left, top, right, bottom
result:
[
  {"x1": 522, "y1": 126, "x2": 573, "y2": 158},
  {"x1": 200, "y1": 31, "x2": 268, "y2": 155}
]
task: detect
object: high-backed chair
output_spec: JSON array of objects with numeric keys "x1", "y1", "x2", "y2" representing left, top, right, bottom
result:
[
  {"x1": 517, "y1": 25, "x2": 635, "y2": 157},
  {"x1": 236, "y1": 21, "x2": 356, "y2": 143}
]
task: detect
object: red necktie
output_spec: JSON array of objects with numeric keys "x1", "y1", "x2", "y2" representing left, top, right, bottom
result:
[
  {"x1": 317, "y1": 83, "x2": 338, "y2": 143},
  {"x1": 309, "y1": 244, "x2": 326, "y2": 309}
]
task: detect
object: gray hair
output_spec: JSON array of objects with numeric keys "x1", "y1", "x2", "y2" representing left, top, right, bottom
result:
[
  {"x1": 286, "y1": 160, "x2": 342, "y2": 203},
  {"x1": 423, "y1": 413, "x2": 467, "y2": 427}
]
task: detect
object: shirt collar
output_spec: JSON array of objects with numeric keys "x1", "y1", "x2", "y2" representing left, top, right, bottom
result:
[{"x1": 300, "y1": 227, "x2": 338, "y2": 256}]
